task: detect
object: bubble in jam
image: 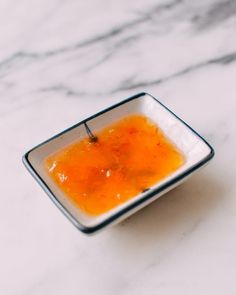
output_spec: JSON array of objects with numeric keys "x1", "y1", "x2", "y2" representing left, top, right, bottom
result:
[{"x1": 44, "y1": 114, "x2": 184, "y2": 215}]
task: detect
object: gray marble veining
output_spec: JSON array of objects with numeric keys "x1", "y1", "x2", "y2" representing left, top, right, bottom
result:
[{"x1": 0, "y1": 0, "x2": 236, "y2": 294}]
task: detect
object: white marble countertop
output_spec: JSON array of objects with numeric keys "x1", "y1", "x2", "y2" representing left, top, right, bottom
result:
[{"x1": 1, "y1": 0, "x2": 236, "y2": 294}]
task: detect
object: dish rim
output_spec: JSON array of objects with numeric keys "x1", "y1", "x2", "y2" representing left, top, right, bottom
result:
[{"x1": 22, "y1": 92, "x2": 215, "y2": 234}]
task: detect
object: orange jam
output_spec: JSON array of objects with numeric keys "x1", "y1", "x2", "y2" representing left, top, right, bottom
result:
[{"x1": 45, "y1": 114, "x2": 184, "y2": 215}]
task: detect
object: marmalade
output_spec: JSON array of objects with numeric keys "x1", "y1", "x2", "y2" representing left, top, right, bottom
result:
[{"x1": 45, "y1": 114, "x2": 184, "y2": 215}]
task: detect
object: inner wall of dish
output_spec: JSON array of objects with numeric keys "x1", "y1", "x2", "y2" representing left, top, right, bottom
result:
[{"x1": 28, "y1": 94, "x2": 211, "y2": 227}]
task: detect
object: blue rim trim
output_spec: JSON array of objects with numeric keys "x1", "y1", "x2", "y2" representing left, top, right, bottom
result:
[{"x1": 22, "y1": 92, "x2": 215, "y2": 234}]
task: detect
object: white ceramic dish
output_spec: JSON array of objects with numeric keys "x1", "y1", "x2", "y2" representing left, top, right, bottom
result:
[{"x1": 23, "y1": 92, "x2": 214, "y2": 234}]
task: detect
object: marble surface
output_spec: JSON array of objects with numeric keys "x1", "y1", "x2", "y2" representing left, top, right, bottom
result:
[{"x1": 1, "y1": 0, "x2": 236, "y2": 294}]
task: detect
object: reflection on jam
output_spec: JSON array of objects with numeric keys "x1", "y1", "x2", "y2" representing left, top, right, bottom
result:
[{"x1": 45, "y1": 114, "x2": 184, "y2": 216}]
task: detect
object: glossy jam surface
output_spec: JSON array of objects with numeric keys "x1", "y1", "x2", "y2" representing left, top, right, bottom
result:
[{"x1": 45, "y1": 114, "x2": 184, "y2": 215}]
